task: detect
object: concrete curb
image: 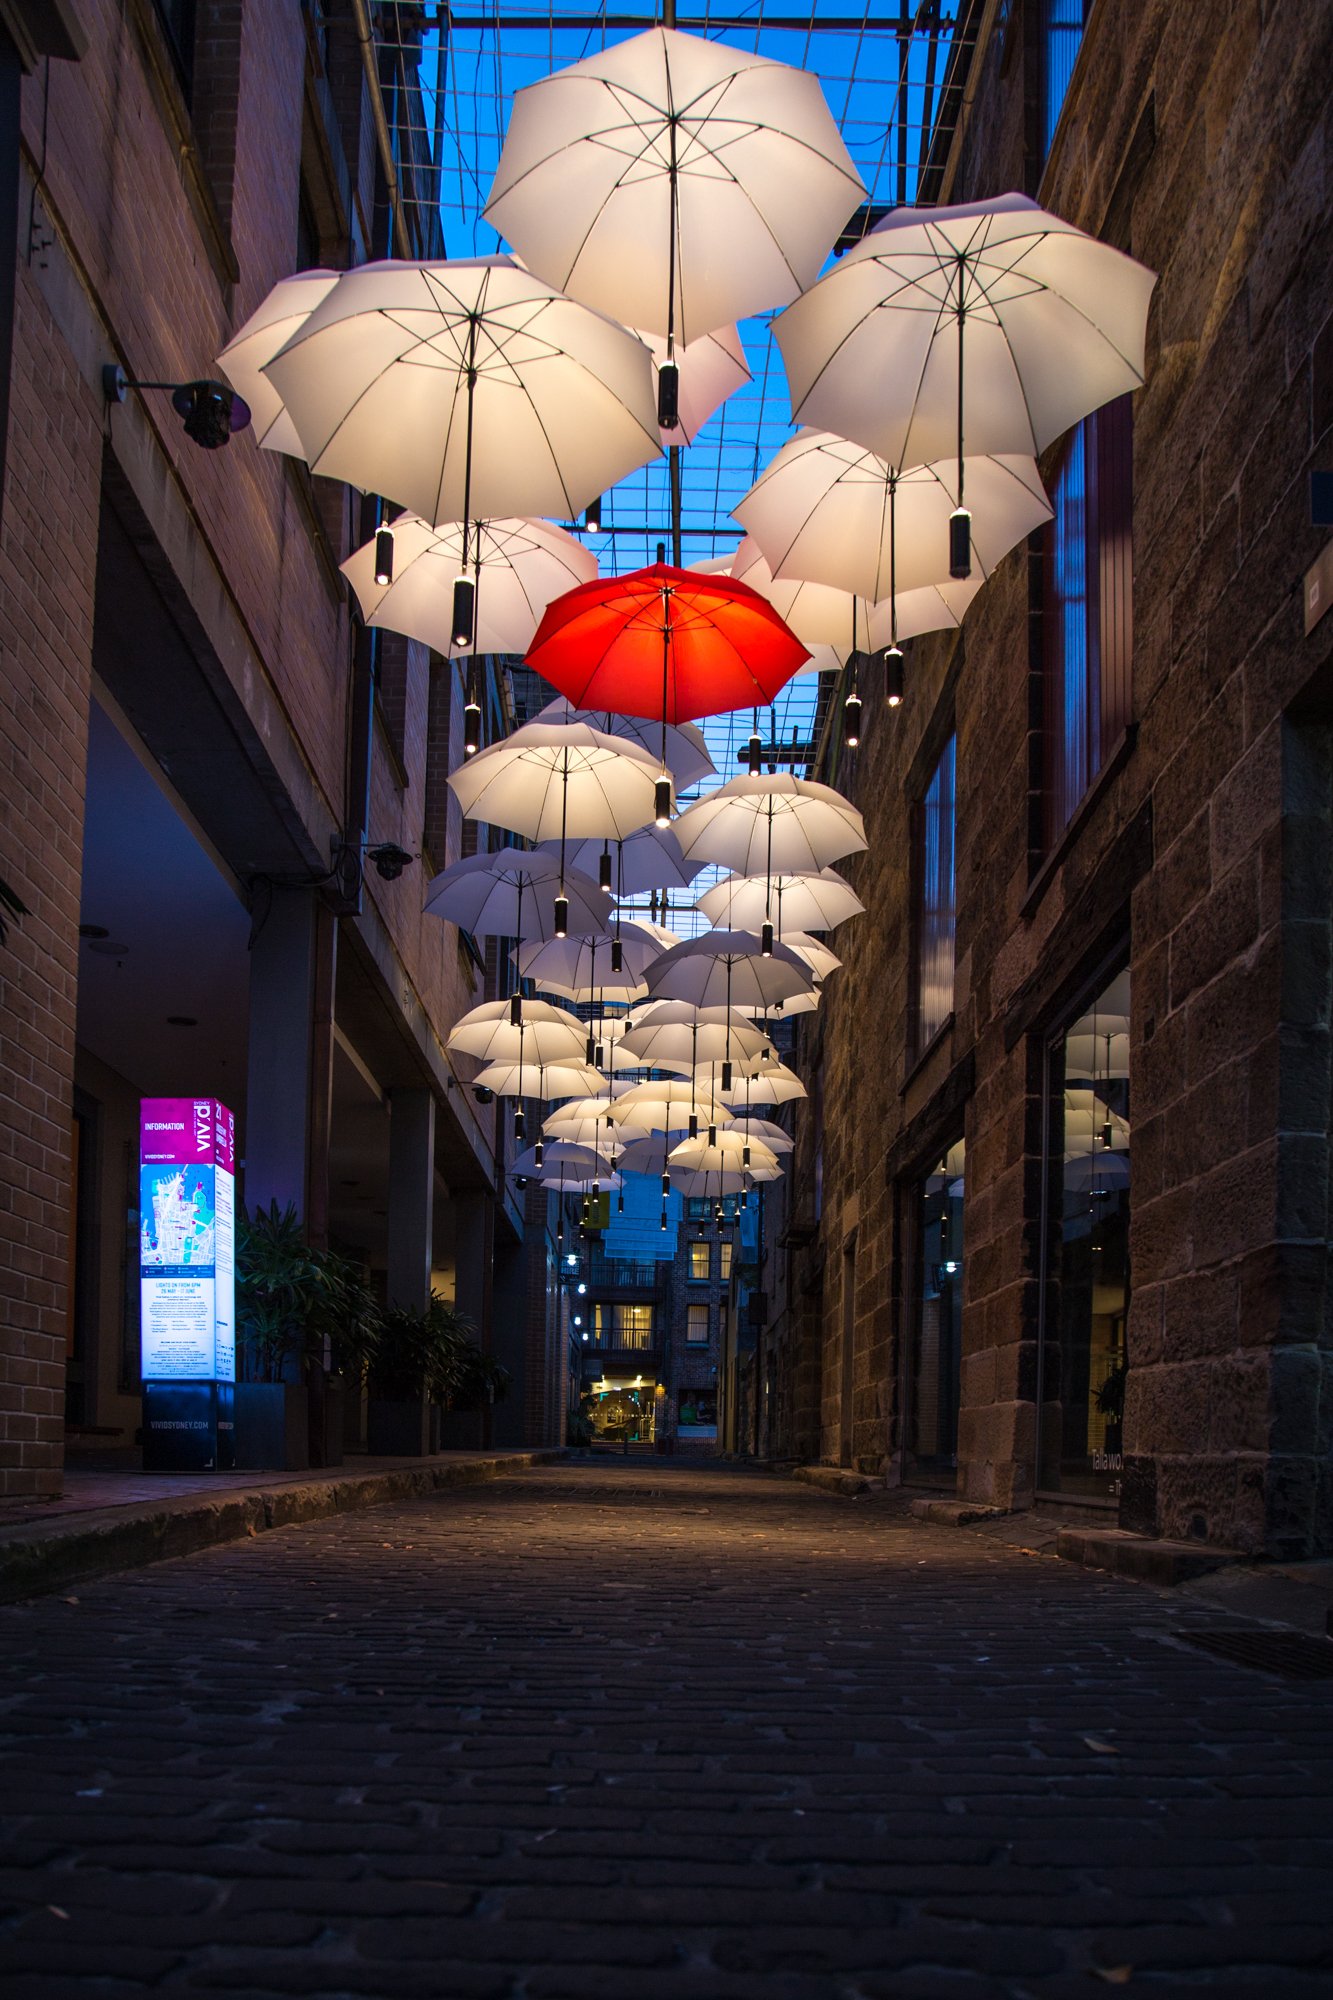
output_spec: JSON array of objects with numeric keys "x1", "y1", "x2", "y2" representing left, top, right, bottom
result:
[
  {"x1": 789, "y1": 1464, "x2": 881, "y2": 1498},
  {"x1": 908, "y1": 1497, "x2": 1010, "y2": 1527},
  {"x1": 1055, "y1": 1524, "x2": 1242, "y2": 1586},
  {"x1": 0, "y1": 1450, "x2": 565, "y2": 1606}
]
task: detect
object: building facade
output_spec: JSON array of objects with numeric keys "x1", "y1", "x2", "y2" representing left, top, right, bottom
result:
[
  {"x1": 0, "y1": 1, "x2": 565, "y2": 1498},
  {"x1": 763, "y1": 0, "x2": 1333, "y2": 1557}
]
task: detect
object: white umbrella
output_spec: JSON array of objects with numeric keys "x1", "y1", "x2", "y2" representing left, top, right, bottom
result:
[
  {"x1": 644, "y1": 930, "x2": 814, "y2": 1014},
  {"x1": 673, "y1": 775, "x2": 867, "y2": 878},
  {"x1": 782, "y1": 932, "x2": 842, "y2": 981},
  {"x1": 640, "y1": 325, "x2": 751, "y2": 447},
  {"x1": 447, "y1": 726, "x2": 661, "y2": 901},
  {"x1": 342, "y1": 514, "x2": 596, "y2": 659},
  {"x1": 735, "y1": 433, "x2": 1051, "y2": 603},
  {"x1": 669, "y1": 1131, "x2": 782, "y2": 1181},
  {"x1": 728, "y1": 534, "x2": 981, "y2": 654},
  {"x1": 515, "y1": 928, "x2": 662, "y2": 1004},
  {"x1": 264, "y1": 255, "x2": 660, "y2": 526},
  {"x1": 723, "y1": 1062, "x2": 807, "y2": 1107},
  {"x1": 543, "y1": 1096, "x2": 624, "y2": 1144},
  {"x1": 534, "y1": 700, "x2": 715, "y2": 790},
  {"x1": 424, "y1": 849, "x2": 605, "y2": 940},
  {"x1": 670, "y1": 1165, "x2": 748, "y2": 1199},
  {"x1": 618, "y1": 1006, "x2": 774, "y2": 1075},
  {"x1": 775, "y1": 194, "x2": 1155, "y2": 573},
  {"x1": 721, "y1": 1113, "x2": 793, "y2": 1156},
  {"x1": 511, "y1": 1140, "x2": 608, "y2": 1179},
  {"x1": 471, "y1": 1059, "x2": 603, "y2": 1101},
  {"x1": 696, "y1": 867, "x2": 864, "y2": 934},
  {"x1": 446, "y1": 999, "x2": 584, "y2": 1067},
  {"x1": 609, "y1": 1079, "x2": 730, "y2": 1135},
  {"x1": 558, "y1": 825, "x2": 703, "y2": 898},
  {"x1": 216, "y1": 269, "x2": 340, "y2": 454},
  {"x1": 484, "y1": 27, "x2": 864, "y2": 351}
]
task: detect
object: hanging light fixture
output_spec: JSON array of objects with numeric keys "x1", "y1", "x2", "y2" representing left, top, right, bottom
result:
[
  {"x1": 509, "y1": 992, "x2": 522, "y2": 1027},
  {"x1": 843, "y1": 667, "x2": 862, "y2": 748},
  {"x1": 585, "y1": 494, "x2": 603, "y2": 534},
  {"x1": 463, "y1": 668, "x2": 482, "y2": 755},
  {"x1": 655, "y1": 775, "x2": 673, "y2": 827},
  {"x1": 660, "y1": 1207, "x2": 668, "y2": 1231},
  {"x1": 374, "y1": 526, "x2": 394, "y2": 587},
  {"x1": 657, "y1": 360, "x2": 680, "y2": 430},
  {"x1": 721, "y1": 1060, "x2": 733, "y2": 1093},
  {"x1": 617, "y1": 1191, "x2": 625, "y2": 1213},
  {"x1": 661, "y1": 1170, "x2": 671, "y2": 1196},
  {"x1": 553, "y1": 895, "x2": 569, "y2": 939},
  {"x1": 598, "y1": 847, "x2": 613, "y2": 893},
  {"x1": 452, "y1": 574, "x2": 476, "y2": 648},
  {"x1": 761, "y1": 921, "x2": 774, "y2": 958},
  {"x1": 533, "y1": 1137, "x2": 544, "y2": 1168},
  {"x1": 886, "y1": 645, "x2": 904, "y2": 707},
  {"x1": 949, "y1": 506, "x2": 972, "y2": 580},
  {"x1": 585, "y1": 1029, "x2": 597, "y2": 1066},
  {"x1": 611, "y1": 937, "x2": 624, "y2": 972},
  {"x1": 514, "y1": 1104, "x2": 526, "y2": 1141}
]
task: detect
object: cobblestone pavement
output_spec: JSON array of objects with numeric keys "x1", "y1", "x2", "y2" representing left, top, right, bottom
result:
[{"x1": 2, "y1": 1461, "x2": 1332, "y2": 1998}]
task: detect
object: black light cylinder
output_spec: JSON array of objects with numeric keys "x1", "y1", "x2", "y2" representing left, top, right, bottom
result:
[
  {"x1": 452, "y1": 574, "x2": 476, "y2": 648},
  {"x1": 949, "y1": 508, "x2": 971, "y2": 580},
  {"x1": 688, "y1": 1112, "x2": 698, "y2": 1140},
  {"x1": 514, "y1": 1105, "x2": 526, "y2": 1140},
  {"x1": 740, "y1": 1188, "x2": 748, "y2": 1210},
  {"x1": 657, "y1": 360, "x2": 680, "y2": 430},
  {"x1": 743, "y1": 1144, "x2": 751, "y2": 1168},
  {"x1": 553, "y1": 894, "x2": 568, "y2": 939},
  {"x1": 585, "y1": 495, "x2": 603, "y2": 534},
  {"x1": 533, "y1": 1139, "x2": 544, "y2": 1168},
  {"x1": 611, "y1": 938, "x2": 623, "y2": 972},
  {"x1": 707, "y1": 1124, "x2": 717, "y2": 1147},
  {"x1": 598, "y1": 850, "x2": 612, "y2": 893},
  {"x1": 509, "y1": 992, "x2": 522, "y2": 1027},
  {"x1": 374, "y1": 527, "x2": 394, "y2": 586},
  {"x1": 661, "y1": 1171, "x2": 671, "y2": 1196},
  {"x1": 660, "y1": 1208, "x2": 668, "y2": 1231},
  {"x1": 843, "y1": 691, "x2": 862, "y2": 747},
  {"x1": 761, "y1": 921, "x2": 774, "y2": 958},
  {"x1": 886, "y1": 646, "x2": 905, "y2": 707},
  {"x1": 617, "y1": 1191, "x2": 624, "y2": 1213},
  {"x1": 721, "y1": 1059, "x2": 733, "y2": 1093},
  {"x1": 595, "y1": 1042, "x2": 604, "y2": 1067},
  {"x1": 654, "y1": 776, "x2": 673, "y2": 827},
  {"x1": 585, "y1": 1032, "x2": 597, "y2": 1067},
  {"x1": 464, "y1": 700, "x2": 482, "y2": 755},
  {"x1": 747, "y1": 730, "x2": 762, "y2": 775}
]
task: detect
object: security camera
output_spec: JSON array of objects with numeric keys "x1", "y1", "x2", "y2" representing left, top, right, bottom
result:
[{"x1": 367, "y1": 843, "x2": 415, "y2": 881}]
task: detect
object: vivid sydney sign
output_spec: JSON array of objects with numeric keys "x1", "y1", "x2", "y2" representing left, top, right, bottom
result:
[{"x1": 139, "y1": 1098, "x2": 236, "y2": 1383}]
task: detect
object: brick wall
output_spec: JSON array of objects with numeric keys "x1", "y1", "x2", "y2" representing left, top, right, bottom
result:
[{"x1": 786, "y1": 1, "x2": 1333, "y2": 1554}]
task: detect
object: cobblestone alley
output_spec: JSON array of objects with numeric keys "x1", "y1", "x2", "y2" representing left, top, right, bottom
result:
[{"x1": 2, "y1": 1463, "x2": 1332, "y2": 1998}]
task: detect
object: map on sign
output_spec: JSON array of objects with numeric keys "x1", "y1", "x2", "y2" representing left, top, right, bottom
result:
[{"x1": 140, "y1": 1165, "x2": 216, "y2": 1270}]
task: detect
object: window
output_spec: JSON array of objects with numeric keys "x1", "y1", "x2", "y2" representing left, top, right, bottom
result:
[
  {"x1": 154, "y1": 0, "x2": 197, "y2": 98},
  {"x1": 912, "y1": 734, "x2": 957, "y2": 1056},
  {"x1": 689, "y1": 1239, "x2": 711, "y2": 1281},
  {"x1": 678, "y1": 1388, "x2": 717, "y2": 1437},
  {"x1": 904, "y1": 1138, "x2": 964, "y2": 1480},
  {"x1": 686, "y1": 1303, "x2": 710, "y2": 1345},
  {"x1": 1037, "y1": 965, "x2": 1131, "y2": 1501},
  {"x1": 592, "y1": 1302, "x2": 654, "y2": 1349},
  {"x1": 1039, "y1": 0, "x2": 1091, "y2": 159},
  {"x1": 719, "y1": 1239, "x2": 733, "y2": 1282},
  {"x1": 1043, "y1": 397, "x2": 1133, "y2": 846}
]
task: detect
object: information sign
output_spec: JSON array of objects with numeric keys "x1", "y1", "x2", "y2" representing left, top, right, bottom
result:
[{"x1": 139, "y1": 1099, "x2": 236, "y2": 1384}]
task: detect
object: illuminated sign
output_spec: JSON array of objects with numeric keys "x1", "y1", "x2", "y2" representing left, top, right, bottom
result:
[{"x1": 139, "y1": 1098, "x2": 235, "y2": 1383}]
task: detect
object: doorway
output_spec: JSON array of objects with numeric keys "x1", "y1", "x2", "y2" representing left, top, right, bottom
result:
[{"x1": 903, "y1": 1137, "x2": 964, "y2": 1483}]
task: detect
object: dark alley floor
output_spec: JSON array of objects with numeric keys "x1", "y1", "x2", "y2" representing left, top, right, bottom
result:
[{"x1": 1, "y1": 1461, "x2": 1332, "y2": 1997}]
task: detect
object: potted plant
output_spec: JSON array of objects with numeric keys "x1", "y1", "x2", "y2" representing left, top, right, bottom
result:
[
  {"x1": 367, "y1": 1293, "x2": 456, "y2": 1456},
  {"x1": 234, "y1": 1201, "x2": 320, "y2": 1470},
  {"x1": 307, "y1": 1251, "x2": 382, "y2": 1468},
  {"x1": 437, "y1": 1312, "x2": 509, "y2": 1449}
]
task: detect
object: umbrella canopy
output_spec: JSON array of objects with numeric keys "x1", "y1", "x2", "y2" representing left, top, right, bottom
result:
[
  {"x1": 669, "y1": 1165, "x2": 748, "y2": 1198},
  {"x1": 721, "y1": 1112, "x2": 794, "y2": 1155},
  {"x1": 727, "y1": 534, "x2": 980, "y2": 652},
  {"x1": 735, "y1": 433, "x2": 1051, "y2": 602},
  {"x1": 263, "y1": 255, "x2": 660, "y2": 525},
  {"x1": 447, "y1": 722, "x2": 660, "y2": 846},
  {"x1": 535, "y1": 700, "x2": 715, "y2": 789},
  {"x1": 543, "y1": 1097, "x2": 624, "y2": 1144},
  {"x1": 669, "y1": 1131, "x2": 783, "y2": 1181},
  {"x1": 775, "y1": 194, "x2": 1155, "y2": 571},
  {"x1": 484, "y1": 26, "x2": 864, "y2": 349},
  {"x1": 640, "y1": 325, "x2": 750, "y2": 447},
  {"x1": 516, "y1": 928, "x2": 662, "y2": 1004},
  {"x1": 673, "y1": 774, "x2": 867, "y2": 876},
  {"x1": 525, "y1": 565, "x2": 809, "y2": 729},
  {"x1": 424, "y1": 848, "x2": 605, "y2": 940},
  {"x1": 342, "y1": 514, "x2": 596, "y2": 659},
  {"x1": 616, "y1": 1134, "x2": 683, "y2": 1178},
  {"x1": 216, "y1": 269, "x2": 339, "y2": 454},
  {"x1": 723, "y1": 1062, "x2": 807, "y2": 1106},
  {"x1": 510, "y1": 1140, "x2": 607, "y2": 1178},
  {"x1": 782, "y1": 931, "x2": 842, "y2": 980},
  {"x1": 560, "y1": 825, "x2": 703, "y2": 897},
  {"x1": 644, "y1": 930, "x2": 814, "y2": 1012},
  {"x1": 696, "y1": 867, "x2": 864, "y2": 933},
  {"x1": 609, "y1": 1079, "x2": 730, "y2": 1134},
  {"x1": 618, "y1": 1007, "x2": 775, "y2": 1073},
  {"x1": 446, "y1": 999, "x2": 585, "y2": 1067},
  {"x1": 470, "y1": 1059, "x2": 603, "y2": 1100}
]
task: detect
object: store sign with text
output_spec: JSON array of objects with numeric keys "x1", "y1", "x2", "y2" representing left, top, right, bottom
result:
[{"x1": 139, "y1": 1099, "x2": 236, "y2": 1383}]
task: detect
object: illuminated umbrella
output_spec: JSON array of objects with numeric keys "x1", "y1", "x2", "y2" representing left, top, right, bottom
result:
[
  {"x1": 735, "y1": 433, "x2": 1051, "y2": 603},
  {"x1": 535, "y1": 701, "x2": 715, "y2": 790},
  {"x1": 782, "y1": 932, "x2": 842, "y2": 981},
  {"x1": 484, "y1": 26, "x2": 864, "y2": 380},
  {"x1": 543, "y1": 1096, "x2": 625, "y2": 1145},
  {"x1": 775, "y1": 194, "x2": 1155, "y2": 574},
  {"x1": 610, "y1": 1079, "x2": 730, "y2": 1136},
  {"x1": 727, "y1": 534, "x2": 979, "y2": 655},
  {"x1": 696, "y1": 867, "x2": 864, "y2": 934},
  {"x1": 721, "y1": 1112, "x2": 794, "y2": 1155},
  {"x1": 669, "y1": 1131, "x2": 782, "y2": 1181},
  {"x1": 618, "y1": 1005, "x2": 774, "y2": 1076},
  {"x1": 216, "y1": 269, "x2": 339, "y2": 453},
  {"x1": 342, "y1": 514, "x2": 596, "y2": 659},
  {"x1": 424, "y1": 849, "x2": 605, "y2": 941},
  {"x1": 723, "y1": 1062, "x2": 807, "y2": 1107},
  {"x1": 670, "y1": 1165, "x2": 747, "y2": 1199},
  {"x1": 526, "y1": 565, "x2": 809, "y2": 816},
  {"x1": 515, "y1": 929, "x2": 661, "y2": 1004},
  {"x1": 264, "y1": 255, "x2": 660, "y2": 530},
  {"x1": 446, "y1": 1000, "x2": 585, "y2": 1067},
  {"x1": 511, "y1": 1140, "x2": 607, "y2": 1179},
  {"x1": 674, "y1": 776, "x2": 867, "y2": 880},
  {"x1": 471, "y1": 1059, "x2": 603, "y2": 1103},
  {"x1": 644, "y1": 929, "x2": 813, "y2": 1021},
  {"x1": 561, "y1": 825, "x2": 703, "y2": 898}
]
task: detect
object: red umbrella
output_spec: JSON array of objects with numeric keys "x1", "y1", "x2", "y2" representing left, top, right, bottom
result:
[{"x1": 525, "y1": 563, "x2": 810, "y2": 728}]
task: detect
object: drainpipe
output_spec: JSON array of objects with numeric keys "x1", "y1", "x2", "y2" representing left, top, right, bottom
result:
[{"x1": 351, "y1": 0, "x2": 412, "y2": 257}]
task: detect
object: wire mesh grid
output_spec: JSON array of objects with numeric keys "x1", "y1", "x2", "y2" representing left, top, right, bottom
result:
[{"x1": 367, "y1": 0, "x2": 972, "y2": 932}]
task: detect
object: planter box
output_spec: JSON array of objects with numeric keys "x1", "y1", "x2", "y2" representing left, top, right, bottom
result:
[
  {"x1": 438, "y1": 1407, "x2": 484, "y2": 1452},
  {"x1": 308, "y1": 1372, "x2": 345, "y2": 1469},
  {"x1": 366, "y1": 1396, "x2": 430, "y2": 1457},
  {"x1": 235, "y1": 1381, "x2": 310, "y2": 1471}
]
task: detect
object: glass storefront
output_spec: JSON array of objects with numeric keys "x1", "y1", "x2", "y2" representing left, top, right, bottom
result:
[
  {"x1": 583, "y1": 1380, "x2": 656, "y2": 1442},
  {"x1": 1038, "y1": 966, "x2": 1130, "y2": 1499},
  {"x1": 904, "y1": 1137, "x2": 965, "y2": 1480}
]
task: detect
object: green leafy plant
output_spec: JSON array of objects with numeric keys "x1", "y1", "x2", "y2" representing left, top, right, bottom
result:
[
  {"x1": 318, "y1": 1249, "x2": 383, "y2": 1382},
  {"x1": 236, "y1": 1201, "x2": 325, "y2": 1384}
]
